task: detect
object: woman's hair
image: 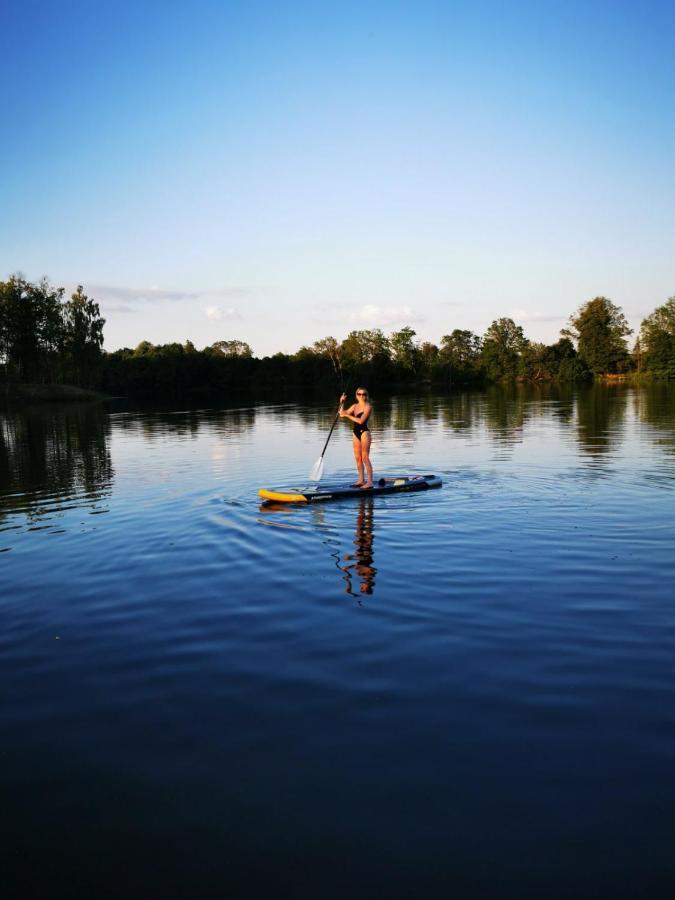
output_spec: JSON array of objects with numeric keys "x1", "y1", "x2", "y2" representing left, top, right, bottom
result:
[{"x1": 356, "y1": 386, "x2": 369, "y2": 397}]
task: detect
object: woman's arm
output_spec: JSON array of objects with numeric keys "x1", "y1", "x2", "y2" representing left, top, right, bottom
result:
[
  {"x1": 359, "y1": 403, "x2": 372, "y2": 425},
  {"x1": 340, "y1": 403, "x2": 371, "y2": 423}
]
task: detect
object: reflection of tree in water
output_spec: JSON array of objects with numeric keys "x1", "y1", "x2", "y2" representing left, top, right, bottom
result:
[
  {"x1": 436, "y1": 384, "x2": 573, "y2": 445},
  {"x1": 482, "y1": 384, "x2": 529, "y2": 448},
  {"x1": 419, "y1": 392, "x2": 437, "y2": 424},
  {"x1": 339, "y1": 498, "x2": 376, "y2": 598},
  {"x1": 0, "y1": 404, "x2": 114, "y2": 521},
  {"x1": 110, "y1": 407, "x2": 256, "y2": 441},
  {"x1": 634, "y1": 383, "x2": 675, "y2": 454},
  {"x1": 482, "y1": 383, "x2": 580, "y2": 447},
  {"x1": 388, "y1": 396, "x2": 416, "y2": 433},
  {"x1": 549, "y1": 384, "x2": 575, "y2": 425},
  {"x1": 439, "y1": 390, "x2": 482, "y2": 433},
  {"x1": 574, "y1": 385, "x2": 628, "y2": 457}
]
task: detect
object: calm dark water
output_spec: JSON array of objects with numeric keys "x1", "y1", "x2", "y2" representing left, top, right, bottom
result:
[{"x1": 2, "y1": 384, "x2": 674, "y2": 898}]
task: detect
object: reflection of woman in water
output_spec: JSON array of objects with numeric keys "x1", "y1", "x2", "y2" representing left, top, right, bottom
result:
[
  {"x1": 339, "y1": 388, "x2": 373, "y2": 489},
  {"x1": 342, "y1": 498, "x2": 376, "y2": 596}
]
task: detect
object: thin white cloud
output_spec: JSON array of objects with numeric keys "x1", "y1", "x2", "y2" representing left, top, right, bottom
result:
[
  {"x1": 87, "y1": 283, "x2": 261, "y2": 307},
  {"x1": 510, "y1": 308, "x2": 565, "y2": 324},
  {"x1": 349, "y1": 304, "x2": 423, "y2": 328},
  {"x1": 203, "y1": 305, "x2": 240, "y2": 321}
]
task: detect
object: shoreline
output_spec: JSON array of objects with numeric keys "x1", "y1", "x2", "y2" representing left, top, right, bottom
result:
[{"x1": 2, "y1": 383, "x2": 106, "y2": 405}]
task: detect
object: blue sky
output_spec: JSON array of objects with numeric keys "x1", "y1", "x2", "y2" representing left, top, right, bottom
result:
[{"x1": 2, "y1": 0, "x2": 674, "y2": 355}]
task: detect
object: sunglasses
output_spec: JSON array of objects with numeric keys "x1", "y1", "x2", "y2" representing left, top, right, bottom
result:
[{"x1": 356, "y1": 391, "x2": 367, "y2": 396}]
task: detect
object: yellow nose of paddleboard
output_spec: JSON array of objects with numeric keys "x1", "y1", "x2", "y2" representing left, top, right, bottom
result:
[{"x1": 258, "y1": 488, "x2": 308, "y2": 503}]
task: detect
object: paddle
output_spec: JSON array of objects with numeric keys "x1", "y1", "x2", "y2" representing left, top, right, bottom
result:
[{"x1": 309, "y1": 395, "x2": 345, "y2": 481}]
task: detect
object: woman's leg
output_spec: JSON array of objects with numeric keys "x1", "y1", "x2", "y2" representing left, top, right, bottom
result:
[
  {"x1": 352, "y1": 435, "x2": 364, "y2": 485},
  {"x1": 360, "y1": 432, "x2": 373, "y2": 487}
]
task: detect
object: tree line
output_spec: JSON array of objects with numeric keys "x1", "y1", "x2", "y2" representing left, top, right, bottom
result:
[
  {"x1": 1, "y1": 276, "x2": 105, "y2": 390},
  {"x1": 2, "y1": 274, "x2": 674, "y2": 399}
]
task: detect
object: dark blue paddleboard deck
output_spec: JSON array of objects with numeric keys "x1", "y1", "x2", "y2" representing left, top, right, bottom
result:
[{"x1": 259, "y1": 474, "x2": 442, "y2": 503}]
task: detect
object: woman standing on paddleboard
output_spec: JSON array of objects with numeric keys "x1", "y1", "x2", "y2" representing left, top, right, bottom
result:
[{"x1": 339, "y1": 388, "x2": 373, "y2": 488}]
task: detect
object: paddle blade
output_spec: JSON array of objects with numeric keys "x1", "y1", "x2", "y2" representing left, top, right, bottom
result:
[{"x1": 309, "y1": 456, "x2": 325, "y2": 481}]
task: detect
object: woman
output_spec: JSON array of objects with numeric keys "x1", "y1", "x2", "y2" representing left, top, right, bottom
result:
[{"x1": 339, "y1": 388, "x2": 373, "y2": 489}]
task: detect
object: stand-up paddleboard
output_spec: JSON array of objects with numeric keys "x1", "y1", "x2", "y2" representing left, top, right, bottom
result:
[{"x1": 259, "y1": 474, "x2": 442, "y2": 504}]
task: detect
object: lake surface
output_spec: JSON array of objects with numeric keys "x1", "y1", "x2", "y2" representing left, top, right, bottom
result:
[{"x1": 2, "y1": 384, "x2": 674, "y2": 898}]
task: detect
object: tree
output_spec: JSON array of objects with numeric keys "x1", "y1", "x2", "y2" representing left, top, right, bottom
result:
[
  {"x1": 207, "y1": 339, "x2": 253, "y2": 358},
  {"x1": 639, "y1": 296, "x2": 675, "y2": 377},
  {"x1": 542, "y1": 337, "x2": 589, "y2": 381},
  {"x1": 389, "y1": 326, "x2": 418, "y2": 373},
  {"x1": 0, "y1": 275, "x2": 41, "y2": 381},
  {"x1": 61, "y1": 286, "x2": 105, "y2": 386},
  {"x1": 520, "y1": 341, "x2": 550, "y2": 380},
  {"x1": 133, "y1": 341, "x2": 156, "y2": 355},
  {"x1": 417, "y1": 341, "x2": 439, "y2": 379},
  {"x1": 439, "y1": 329, "x2": 482, "y2": 382},
  {"x1": 0, "y1": 282, "x2": 9, "y2": 387},
  {"x1": 563, "y1": 296, "x2": 632, "y2": 374},
  {"x1": 37, "y1": 280, "x2": 66, "y2": 382},
  {"x1": 312, "y1": 336, "x2": 343, "y2": 382},
  {"x1": 340, "y1": 329, "x2": 391, "y2": 365},
  {"x1": 481, "y1": 318, "x2": 528, "y2": 380},
  {"x1": 0, "y1": 275, "x2": 67, "y2": 383}
]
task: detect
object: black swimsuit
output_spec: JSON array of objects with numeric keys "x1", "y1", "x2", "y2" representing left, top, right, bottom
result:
[{"x1": 353, "y1": 409, "x2": 370, "y2": 438}]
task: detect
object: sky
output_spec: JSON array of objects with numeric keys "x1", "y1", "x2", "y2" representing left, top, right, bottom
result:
[{"x1": 1, "y1": 0, "x2": 674, "y2": 356}]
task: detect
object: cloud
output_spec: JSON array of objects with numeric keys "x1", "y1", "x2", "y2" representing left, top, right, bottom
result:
[
  {"x1": 88, "y1": 283, "x2": 259, "y2": 308},
  {"x1": 349, "y1": 304, "x2": 423, "y2": 328},
  {"x1": 202, "y1": 305, "x2": 240, "y2": 321},
  {"x1": 105, "y1": 303, "x2": 136, "y2": 314},
  {"x1": 510, "y1": 308, "x2": 565, "y2": 324}
]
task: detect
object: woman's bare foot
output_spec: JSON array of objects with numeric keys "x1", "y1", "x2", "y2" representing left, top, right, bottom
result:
[
  {"x1": 351, "y1": 481, "x2": 365, "y2": 487},
  {"x1": 360, "y1": 482, "x2": 373, "y2": 489}
]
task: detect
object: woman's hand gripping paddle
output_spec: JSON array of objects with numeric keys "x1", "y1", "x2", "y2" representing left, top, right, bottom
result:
[{"x1": 309, "y1": 395, "x2": 346, "y2": 481}]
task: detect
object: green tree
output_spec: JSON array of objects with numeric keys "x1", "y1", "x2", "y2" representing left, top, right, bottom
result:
[
  {"x1": 542, "y1": 337, "x2": 589, "y2": 381},
  {"x1": 389, "y1": 326, "x2": 418, "y2": 373},
  {"x1": 417, "y1": 341, "x2": 439, "y2": 379},
  {"x1": 0, "y1": 282, "x2": 10, "y2": 388},
  {"x1": 564, "y1": 296, "x2": 632, "y2": 374},
  {"x1": 481, "y1": 318, "x2": 528, "y2": 380},
  {"x1": 0, "y1": 275, "x2": 66, "y2": 383},
  {"x1": 521, "y1": 341, "x2": 549, "y2": 380},
  {"x1": 61, "y1": 286, "x2": 106, "y2": 386},
  {"x1": 439, "y1": 329, "x2": 482, "y2": 382},
  {"x1": 0, "y1": 276, "x2": 40, "y2": 381},
  {"x1": 639, "y1": 296, "x2": 675, "y2": 377},
  {"x1": 340, "y1": 329, "x2": 391, "y2": 365},
  {"x1": 312, "y1": 336, "x2": 343, "y2": 382},
  {"x1": 38, "y1": 280, "x2": 66, "y2": 382},
  {"x1": 207, "y1": 339, "x2": 253, "y2": 358}
]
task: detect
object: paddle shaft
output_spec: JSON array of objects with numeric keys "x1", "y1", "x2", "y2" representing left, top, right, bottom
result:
[{"x1": 318, "y1": 401, "x2": 343, "y2": 460}]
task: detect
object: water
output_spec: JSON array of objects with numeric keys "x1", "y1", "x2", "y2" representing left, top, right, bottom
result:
[{"x1": 1, "y1": 384, "x2": 674, "y2": 897}]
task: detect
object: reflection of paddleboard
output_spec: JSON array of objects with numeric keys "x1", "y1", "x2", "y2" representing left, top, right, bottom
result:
[{"x1": 258, "y1": 474, "x2": 442, "y2": 504}]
